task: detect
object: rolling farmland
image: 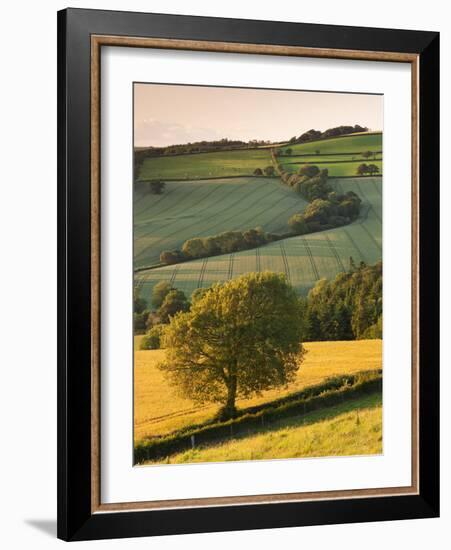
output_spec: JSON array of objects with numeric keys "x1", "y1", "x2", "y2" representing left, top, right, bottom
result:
[
  {"x1": 133, "y1": 130, "x2": 384, "y2": 462},
  {"x1": 139, "y1": 147, "x2": 272, "y2": 180},
  {"x1": 134, "y1": 177, "x2": 308, "y2": 269},
  {"x1": 135, "y1": 175, "x2": 382, "y2": 300},
  {"x1": 281, "y1": 132, "x2": 382, "y2": 156},
  {"x1": 278, "y1": 132, "x2": 382, "y2": 177}
]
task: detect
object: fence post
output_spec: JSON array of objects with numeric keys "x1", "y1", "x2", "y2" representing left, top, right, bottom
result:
[{"x1": 191, "y1": 435, "x2": 195, "y2": 449}]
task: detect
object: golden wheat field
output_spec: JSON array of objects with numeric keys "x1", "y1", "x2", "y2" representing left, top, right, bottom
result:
[{"x1": 134, "y1": 338, "x2": 382, "y2": 443}]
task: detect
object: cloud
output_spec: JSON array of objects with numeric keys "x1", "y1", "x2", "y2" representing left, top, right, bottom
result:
[{"x1": 134, "y1": 119, "x2": 223, "y2": 147}]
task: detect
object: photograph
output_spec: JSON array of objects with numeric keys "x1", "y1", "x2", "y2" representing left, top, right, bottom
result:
[{"x1": 132, "y1": 83, "x2": 383, "y2": 466}]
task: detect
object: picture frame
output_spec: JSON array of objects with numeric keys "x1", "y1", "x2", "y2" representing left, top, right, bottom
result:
[{"x1": 57, "y1": 7, "x2": 439, "y2": 541}]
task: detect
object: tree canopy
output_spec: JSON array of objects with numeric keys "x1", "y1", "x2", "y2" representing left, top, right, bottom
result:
[
  {"x1": 159, "y1": 272, "x2": 305, "y2": 419},
  {"x1": 157, "y1": 289, "x2": 190, "y2": 323},
  {"x1": 301, "y1": 261, "x2": 382, "y2": 341}
]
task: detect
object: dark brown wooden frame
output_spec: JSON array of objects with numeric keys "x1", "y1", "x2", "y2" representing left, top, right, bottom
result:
[{"x1": 58, "y1": 8, "x2": 439, "y2": 541}]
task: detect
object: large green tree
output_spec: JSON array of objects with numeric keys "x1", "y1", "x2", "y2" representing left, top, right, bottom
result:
[{"x1": 159, "y1": 272, "x2": 305, "y2": 419}]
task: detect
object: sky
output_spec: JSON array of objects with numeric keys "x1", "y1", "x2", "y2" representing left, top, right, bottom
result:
[{"x1": 134, "y1": 83, "x2": 383, "y2": 148}]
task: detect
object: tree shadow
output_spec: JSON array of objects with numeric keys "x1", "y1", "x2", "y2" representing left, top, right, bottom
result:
[{"x1": 25, "y1": 519, "x2": 57, "y2": 538}]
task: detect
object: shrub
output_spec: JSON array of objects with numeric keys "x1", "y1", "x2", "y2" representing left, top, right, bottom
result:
[
  {"x1": 288, "y1": 213, "x2": 309, "y2": 234},
  {"x1": 151, "y1": 281, "x2": 173, "y2": 309},
  {"x1": 159, "y1": 249, "x2": 184, "y2": 265},
  {"x1": 140, "y1": 324, "x2": 166, "y2": 350},
  {"x1": 134, "y1": 310, "x2": 150, "y2": 334},
  {"x1": 298, "y1": 164, "x2": 320, "y2": 178},
  {"x1": 263, "y1": 165, "x2": 275, "y2": 176},
  {"x1": 158, "y1": 289, "x2": 190, "y2": 323}
]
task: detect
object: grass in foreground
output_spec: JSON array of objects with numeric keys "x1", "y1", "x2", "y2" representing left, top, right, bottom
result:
[
  {"x1": 144, "y1": 392, "x2": 382, "y2": 464},
  {"x1": 134, "y1": 339, "x2": 382, "y2": 442}
]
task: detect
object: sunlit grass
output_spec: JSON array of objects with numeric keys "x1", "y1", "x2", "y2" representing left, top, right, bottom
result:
[
  {"x1": 134, "y1": 339, "x2": 382, "y2": 442},
  {"x1": 146, "y1": 392, "x2": 382, "y2": 464}
]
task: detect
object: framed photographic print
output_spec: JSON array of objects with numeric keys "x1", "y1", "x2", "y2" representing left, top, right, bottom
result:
[{"x1": 57, "y1": 8, "x2": 439, "y2": 541}]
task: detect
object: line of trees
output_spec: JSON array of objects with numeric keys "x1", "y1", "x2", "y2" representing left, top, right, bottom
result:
[
  {"x1": 160, "y1": 228, "x2": 281, "y2": 265},
  {"x1": 300, "y1": 260, "x2": 382, "y2": 341},
  {"x1": 252, "y1": 166, "x2": 276, "y2": 176},
  {"x1": 289, "y1": 125, "x2": 368, "y2": 145},
  {"x1": 134, "y1": 138, "x2": 272, "y2": 163},
  {"x1": 277, "y1": 163, "x2": 362, "y2": 235}
]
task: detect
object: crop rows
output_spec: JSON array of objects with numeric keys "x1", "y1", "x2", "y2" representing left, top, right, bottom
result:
[
  {"x1": 134, "y1": 177, "x2": 308, "y2": 269},
  {"x1": 135, "y1": 176, "x2": 382, "y2": 300}
]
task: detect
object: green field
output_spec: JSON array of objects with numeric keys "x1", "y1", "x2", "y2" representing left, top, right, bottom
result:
[
  {"x1": 280, "y1": 132, "x2": 382, "y2": 156},
  {"x1": 134, "y1": 177, "x2": 308, "y2": 269},
  {"x1": 145, "y1": 393, "x2": 382, "y2": 464},
  {"x1": 139, "y1": 148, "x2": 272, "y2": 180},
  {"x1": 276, "y1": 132, "x2": 382, "y2": 177},
  {"x1": 135, "y1": 176, "x2": 382, "y2": 299}
]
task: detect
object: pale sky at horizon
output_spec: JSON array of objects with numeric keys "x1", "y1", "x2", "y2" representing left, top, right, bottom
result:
[{"x1": 134, "y1": 83, "x2": 383, "y2": 148}]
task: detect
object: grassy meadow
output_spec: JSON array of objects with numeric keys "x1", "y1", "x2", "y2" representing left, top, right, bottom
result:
[
  {"x1": 139, "y1": 148, "x2": 272, "y2": 180},
  {"x1": 281, "y1": 132, "x2": 382, "y2": 156},
  {"x1": 278, "y1": 132, "x2": 383, "y2": 177},
  {"x1": 135, "y1": 175, "x2": 382, "y2": 300},
  {"x1": 134, "y1": 338, "x2": 382, "y2": 443},
  {"x1": 147, "y1": 392, "x2": 382, "y2": 464}
]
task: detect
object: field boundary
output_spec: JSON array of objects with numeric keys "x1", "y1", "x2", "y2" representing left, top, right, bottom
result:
[
  {"x1": 134, "y1": 370, "x2": 382, "y2": 463},
  {"x1": 139, "y1": 174, "x2": 280, "y2": 183},
  {"x1": 281, "y1": 150, "x2": 382, "y2": 158},
  {"x1": 283, "y1": 158, "x2": 382, "y2": 166}
]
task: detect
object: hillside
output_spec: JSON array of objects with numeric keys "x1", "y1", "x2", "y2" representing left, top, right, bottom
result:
[
  {"x1": 283, "y1": 132, "x2": 382, "y2": 155},
  {"x1": 134, "y1": 177, "x2": 308, "y2": 269},
  {"x1": 138, "y1": 147, "x2": 272, "y2": 180},
  {"x1": 278, "y1": 132, "x2": 383, "y2": 177},
  {"x1": 135, "y1": 175, "x2": 382, "y2": 300}
]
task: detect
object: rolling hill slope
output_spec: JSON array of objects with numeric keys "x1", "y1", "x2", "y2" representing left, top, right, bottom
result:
[
  {"x1": 278, "y1": 132, "x2": 383, "y2": 177},
  {"x1": 135, "y1": 176, "x2": 382, "y2": 299},
  {"x1": 281, "y1": 132, "x2": 382, "y2": 156},
  {"x1": 134, "y1": 177, "x2": 308, "y2": 269}
]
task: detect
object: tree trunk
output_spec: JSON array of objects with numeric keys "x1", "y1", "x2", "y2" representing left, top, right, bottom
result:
[
  {"x1": 225, "y1": 375, "x2": 237, "y2": 414},
  {"x1": 217, "y1": 372, "x2": 237, "y2": 421}
]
